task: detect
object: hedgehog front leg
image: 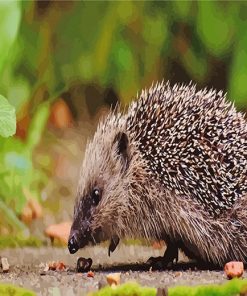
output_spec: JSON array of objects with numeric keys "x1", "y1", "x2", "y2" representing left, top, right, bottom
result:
[{"x1": 147, "y1": 241, "x2": 179, "y2": 270}]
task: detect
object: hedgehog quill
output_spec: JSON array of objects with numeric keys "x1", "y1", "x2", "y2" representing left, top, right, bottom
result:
[{"x1": 68, "y1": 81, "x2": 247, "y2": 268}]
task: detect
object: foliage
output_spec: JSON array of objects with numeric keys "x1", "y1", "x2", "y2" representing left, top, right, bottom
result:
[
  {"x1": 0, "y1": 95, "x2": 16, "y2": 137},
  {"x1": 0, "y1": 101, "x2": 49, "y2": 233},
  {"x1": 0, "y1": 284, "x2": 35, "y2": 296},
  {"x1": 0, "y1": 1, "x2": 21, "y2": 76},
  {"x1": 0, "y1": 1, "x2": 247, "y2": 228},
  {"x1": 1, "y1": 1, "x2": 247, "y2": 114},
  {"x1": 0, "y1": 234, "x2": 42, "y2": 249},
  {"x1": 169, "y1": 278, "x2": 247, "y2": 296},
  {"x1": 91, "y1": 279, "x2": 247, "y2": 296},
  {"x1": 90, "y1": 282, "x2": 156, "y2": 296}
]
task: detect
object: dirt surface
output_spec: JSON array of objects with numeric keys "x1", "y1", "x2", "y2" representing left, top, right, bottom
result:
[{"x1": 0, "y1": 245, "x2": 235, "y2": 295}]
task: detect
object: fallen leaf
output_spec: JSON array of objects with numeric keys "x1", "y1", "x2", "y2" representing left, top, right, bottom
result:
[
  {"x1": 45, "y1": 221, "x2": 72, "y2": 244},
  {"x1": 47, "y1": 261, "x2": 66, "y2": 271},
  {"x1": 20, "y1": 188, "x2": 43, "y2": 223},
  {"x1": 28, "y1": 198, "x2": 43, "y2": 219},
  {"x1": 16, "y1": 114, "x2": 30, "y2": 140},
  {"x1": 23, "y1": 188, "x2": 43, "y2": 219},
  {"x1": 49, "y1": 99, "x2": 73, "y2": 129},
  {"x1": 20, "y1": 204, "x2": 33, "y2": 224}
]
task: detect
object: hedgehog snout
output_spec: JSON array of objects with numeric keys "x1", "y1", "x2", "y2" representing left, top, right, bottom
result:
[
  {"x1": 68, "y1": 219, "x2": 94, "y2": 254},
  {"x1": 68, "y1": 230, "x2": 80, "y2": 254}
]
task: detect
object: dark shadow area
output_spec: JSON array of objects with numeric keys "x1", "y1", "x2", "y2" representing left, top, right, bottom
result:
[{"x1": 92, "y1": 261, "x2": 222, "y2": 273}]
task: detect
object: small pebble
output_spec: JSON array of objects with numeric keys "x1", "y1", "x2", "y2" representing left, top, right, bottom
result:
[
  {"x1": 87, "y1": 271, "x2": 94, "y2": 278},
  {"x1": 43, "y1": 264, "x2": 49, "y2": 272},
  {"x1": 174, "y1": 271, "x2": 182, "y2": 277},
  {"x1": 224, "y1": 261, "x2": 244, "y2": 279},
  {"x1": 106, "y1": 272, "x2": 121, "y2": 286},
  {"x1": 1, "y1": 257, "x2": 9, "y2": 273}
]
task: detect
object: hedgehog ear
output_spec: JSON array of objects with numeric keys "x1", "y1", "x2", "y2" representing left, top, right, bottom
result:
[{"x1": 113, "y1": 132, "x2": 129, "y2": 171}]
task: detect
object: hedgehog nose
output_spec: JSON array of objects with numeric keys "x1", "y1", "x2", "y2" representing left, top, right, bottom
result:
[{"x1": 68, "y1": 234, "x2": 79, "y2": 254}]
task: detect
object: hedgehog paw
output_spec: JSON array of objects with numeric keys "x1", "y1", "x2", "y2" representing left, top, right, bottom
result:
[{"x1": 147, "y1": 242, "x2": 178, "y2": 270}]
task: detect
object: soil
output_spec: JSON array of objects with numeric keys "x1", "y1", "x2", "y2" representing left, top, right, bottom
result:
[{"x1": 0, "y1": 244, "x2": 235, "y2": 296}]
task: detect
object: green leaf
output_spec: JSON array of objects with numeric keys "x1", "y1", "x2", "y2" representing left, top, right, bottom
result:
[
  {"x1": 0, "y1": 95, "x2": 16, "y2": 137},
  {"x1": 228, "y1": 33, "x2": 247, "y2": 108},
  {"x1": 7, "y1": 78, "x2": 31, "y2": 113},
  {"x1": 26, "y1": 101, "x2": 50, "y2": 151},
  {"x1": 143, "y1": 14, "x2": 168, "y2": 47},
  {"x1": 197, "y1": 2, "x2": 233, "y2": 57},
  {"x1": 0, "y1": 199, "x2": 28, "y2": 233},
  {"x1": 172, "y1": 1, "x2": 192, "y2": 21},
  {"x1": 0, "y1": 1, "x2": 21, "y2": 74},
  {"x1": 181, "y1": 47, "x2": 208, "y2": 82},
  {"x1": 0, "y1": 283, "x2": 35, "y2": 296}
]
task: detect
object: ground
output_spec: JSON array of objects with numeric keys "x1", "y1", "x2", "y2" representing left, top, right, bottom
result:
[{"x1": 0, "y1": 244, "x2": 234, "y2": 296}]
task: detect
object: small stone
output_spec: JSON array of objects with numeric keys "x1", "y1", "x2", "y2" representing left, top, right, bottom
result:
[
  {"x1": 224, "y1": 261, "x2": 244, "y2": 279},
  {"x1": 1, "y1": 258, "x2": 9, "y2": 273},
  {"x1": 174, "y1": 271, "x2": 182, "y2": 277},
  {"x1": 106, "y1": 272, "x2": 121, "y2": 286},
  {"x1": 87, "y1": 271, "x2": 94, "y2": 278},
  {"x1": 39, "y1": 263, "x2": 45, "y2": 269},
  {"x1": 43, "y1": 264, "x2": 49, "y2": 272}
]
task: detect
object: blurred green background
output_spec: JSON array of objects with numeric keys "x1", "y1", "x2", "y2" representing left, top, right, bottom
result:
[{"x1": 0, "y1": 0, "x2": 247, "y2": 242}]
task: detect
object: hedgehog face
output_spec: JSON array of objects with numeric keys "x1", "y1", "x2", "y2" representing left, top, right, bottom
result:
[{"x1": 68, "y1": 123, "x2": 131, "y2": 254}]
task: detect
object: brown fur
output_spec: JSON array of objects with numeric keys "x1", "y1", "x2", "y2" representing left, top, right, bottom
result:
[{"x1": 70, "y1": 82, "x2": 247, "y2": 267}]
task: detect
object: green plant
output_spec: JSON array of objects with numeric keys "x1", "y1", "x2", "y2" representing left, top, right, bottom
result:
[
  {"x1": 91, "y1": 279, "x2": 247, "y2": 296},
  {"x1": 90, "y1": 282, "x2": 156, "y2": 296},
  {"x1": 169, "y1": 278, "x2": 247, "y2": 296},
  {"x1": 0, "y1": 284, "x2": 35, "y2": 296},
  {"x1": 0, "y1": 95, "x2": 49, "y2": 233},
  {"x1": 1, "y1": 0, "x2": 247, "y2": 233},
  {"x1": 1, "y1": 1, "x2": 247, "y2": 113},
  {"x1": 0, "y1": 95, "x2": 16, "y2": 137}
]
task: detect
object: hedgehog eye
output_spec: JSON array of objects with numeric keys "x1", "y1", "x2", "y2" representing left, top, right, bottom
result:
[{"x1": 92, "y1": 188, "x2": 100, "y2": 206}]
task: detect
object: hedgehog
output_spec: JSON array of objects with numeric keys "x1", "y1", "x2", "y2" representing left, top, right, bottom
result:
[{"x1": 68, "y1": 81, "x2": 247, "y2": 268}]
